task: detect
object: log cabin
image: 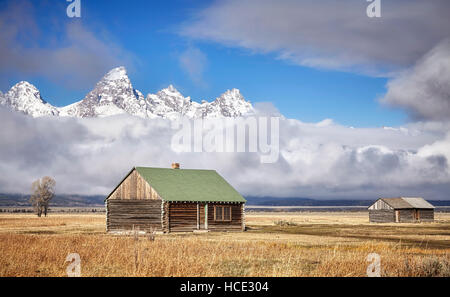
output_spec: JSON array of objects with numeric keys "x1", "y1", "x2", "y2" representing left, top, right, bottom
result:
[
  {"x1": 105, "y1": 164, "x2": 246, "y2": 233},
  {"x1": 368, "y1": 197, "x2": 434, "y2": 223}
]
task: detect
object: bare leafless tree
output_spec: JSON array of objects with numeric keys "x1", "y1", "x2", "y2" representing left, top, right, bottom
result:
[{"x1": 30, "y1": 176, "x2": 56, "y2": 217}]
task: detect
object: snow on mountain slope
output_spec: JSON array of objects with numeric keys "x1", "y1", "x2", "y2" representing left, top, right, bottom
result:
[
  {"x1": 145, "y1": 85, "x2": 254, "y2": 120},
  {"x1": 146, "y1": 85, "x2": 196, "y2": 119},
  {"x1": 59, "y1": 67, "x2": 149, "y2": 118},
  {"x1": 0, "y1": 81, "x2": 59, "y2": 117},
  {"x1": 1, "y1": 67, "x2": 254, "y2": 119},
  {"x1": 201, "y1": 88, "x2": 254, "y2": 119}
]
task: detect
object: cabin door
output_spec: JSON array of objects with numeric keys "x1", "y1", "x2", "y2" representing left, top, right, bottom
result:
[
  {"x1": 198, "y1": 203, "x2": 207, "y2": 230},
  {"x1": 414, "y1": 210, "x2": 420, "y2": 221},
  {"x1": 395, "y1": 210, "x2": 399, "y2": 223}
]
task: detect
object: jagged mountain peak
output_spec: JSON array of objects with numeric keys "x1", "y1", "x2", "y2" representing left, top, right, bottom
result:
[
  {"x1": 224, "y1": 88, "x2": 242, "y2": 96},
  {"x1": 9, "y1": 81, "x2": 44, "y2": 100},
  {"x1": 95, "y1": 66, "x2": 133, "y2": 93},
  {"x1": 2, "y1": 81, "x2": 58, "y2": 116},
  {"x1": 7, "y1": 81, "x2": 43, "y2": 103},
  {"x1": 158, "y1": 84, "x2": 184, "y2": 97},
  {"x1": 59, "y1": 66, "x2": 145, "y2": 118},
  {"x1": 204, "y1": 88, "x2": 253, "y2": 118},
  {"x1": 1, "y1": 67, "x2": 254, "y2": 119},
  {"x1": 166, "y1": 84, "x2": 177, "y2": 92},
  {"x1": 102, "y1": 66, "x2": 128, "y2": 82},
  {"x1": 11, "y1": 80, "x2": 39, "y2": 90},
  {"x1": 218, "y1": 88, "x2": 245, "y2": 101}
]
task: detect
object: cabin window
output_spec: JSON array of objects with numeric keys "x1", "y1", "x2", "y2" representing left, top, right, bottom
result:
[{"x1": 214, "y1": 205, "x2": 232, "y2": 222}]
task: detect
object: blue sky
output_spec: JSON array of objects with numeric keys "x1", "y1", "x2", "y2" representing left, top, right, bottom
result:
[{"x1": 0, "y1": 0, "x2": 435, "y2": 127}]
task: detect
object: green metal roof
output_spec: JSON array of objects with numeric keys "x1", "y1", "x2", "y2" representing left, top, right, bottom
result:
[{"x1": 135, "y1": 167, "x2": 246, "y2": 203}]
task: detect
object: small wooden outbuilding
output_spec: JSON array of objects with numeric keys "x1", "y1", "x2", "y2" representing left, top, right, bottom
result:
[
  {"x1": 105, "y1": 165, "x2": 246, "y2": 233},
  {"x1": 368, "y1": 197, "x2": 434, "y2": 223}
]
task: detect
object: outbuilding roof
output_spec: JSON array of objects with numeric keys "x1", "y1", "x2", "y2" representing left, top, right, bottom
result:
[
  {"x1": 379, "y1": 197, "x2": 434, "y2": 209},
  {"x1": 130, "y1": 167, "x2": 246, "y2": 203}
]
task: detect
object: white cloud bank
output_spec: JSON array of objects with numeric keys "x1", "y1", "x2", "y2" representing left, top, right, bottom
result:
[
  {"x1": 1, "y1": 107, "x2": 449, "y2": 200},
  {"x1": 381, "y1": 40, "x2": 450, "y2": 121},
  {"x1": 181, "y1": 0, "x2": 450, "y2": 75}
]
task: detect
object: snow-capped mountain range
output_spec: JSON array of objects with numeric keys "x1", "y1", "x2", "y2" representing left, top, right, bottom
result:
[{"x1": 0, "y1": 67, "x2": 254, "y2": 119}]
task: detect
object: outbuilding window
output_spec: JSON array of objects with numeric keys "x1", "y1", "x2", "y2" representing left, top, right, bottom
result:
[{"x1": 214, "y1": 205, "x2": 232, "y2": 222}]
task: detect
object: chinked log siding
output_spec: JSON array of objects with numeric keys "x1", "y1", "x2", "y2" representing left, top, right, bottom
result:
[
  {"x1": 398, "y1": 209, "x2": 434, "y2": 222},
  {"x1": 167, "y1": 202, "x2": 245, "y2": 232},
  {"x1": 398, "y1": 209, "x2": 415, "y2": 223},
  {"x1": 369, "y1": 210, "x2": 394, "y2": 223},
  {"x1": 369, "y1": 209, "x2": 435, "y2": 223},
  {"x1": 107, "y1": 199, "x2": 162, "y2": 231},
  {"x1": 419, "y1": 209, "x2": 434, "y2": 222},
  {"x1": 168, "y1": 203, "x2": 198, "y2": 232}
]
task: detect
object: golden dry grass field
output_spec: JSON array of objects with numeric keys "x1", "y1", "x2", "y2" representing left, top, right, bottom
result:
[{"x1": 0, "y1": 211, "x2": 449, "y2": 277}]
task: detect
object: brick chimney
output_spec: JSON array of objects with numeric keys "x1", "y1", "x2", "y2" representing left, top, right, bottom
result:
[{"x1": 172, "y1": 163, "x2": 180, "y2": 169}]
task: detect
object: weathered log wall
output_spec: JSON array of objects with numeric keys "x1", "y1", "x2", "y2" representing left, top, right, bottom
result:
[
  {"x1": 369, "y1": 210, "x2": 394, "y2": 223},
  {"x1": 167, "y1": 202, "x2": 245, "y2": 232},
  {"x1": 398, "y1": 209, "x2": 415, "y2": 222},
  {"x1": 107, "y1": 199, "x2": 162, "y2": 232},
  {"x1": 369, "y1": 209, "x2": 434, "y2": 223},
  {"x1": 168, "y1": 202, "x2": 198, "y2": 232},
  {"x1": 419, "y1": 209, "x2": 434, "y2": 222}
]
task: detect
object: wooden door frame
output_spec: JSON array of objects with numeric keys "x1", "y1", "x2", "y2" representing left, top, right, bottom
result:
[
  {"x1": 204, "y1": 203, "x2": 208, "y2": 230},
  {"x1": 414, "y1": 209, "x2": 420, "y2": 221},
  {"x1": 196, "y1": 203, "x2": 200, "y2": 230}
]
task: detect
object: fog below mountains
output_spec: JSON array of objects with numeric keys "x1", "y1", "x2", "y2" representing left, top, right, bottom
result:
[{"x1": 1, "y1": 106, "x2": 449, "y2": 200}]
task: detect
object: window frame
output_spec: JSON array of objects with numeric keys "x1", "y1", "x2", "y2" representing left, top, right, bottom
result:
[{"x1": 214, "y1": 205, "x2": 232, "y2": 222}]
